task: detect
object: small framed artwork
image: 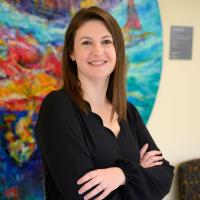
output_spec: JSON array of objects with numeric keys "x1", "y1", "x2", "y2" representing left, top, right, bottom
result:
[{"x1": 170, "y1": 26, "x2": 193, "y2": 60}]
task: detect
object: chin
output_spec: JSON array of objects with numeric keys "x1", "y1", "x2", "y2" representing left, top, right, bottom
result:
[{"x1": 89, "y1": 74, "x2": 110, "y2": 81}]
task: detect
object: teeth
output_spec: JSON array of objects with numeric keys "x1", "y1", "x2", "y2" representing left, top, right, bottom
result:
[{"x1": 89, "y1": 61, "x2": 106, "y2": 65}]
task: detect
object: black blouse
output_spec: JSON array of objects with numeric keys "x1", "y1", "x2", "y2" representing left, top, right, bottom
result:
[{"x1": 35, "y1": 89, "x2": 174, "y2": 200}]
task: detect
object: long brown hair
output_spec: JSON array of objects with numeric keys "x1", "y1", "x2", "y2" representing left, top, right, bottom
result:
[{"x1": 62, "y1": 6, "x2": 127, "y2": 121}]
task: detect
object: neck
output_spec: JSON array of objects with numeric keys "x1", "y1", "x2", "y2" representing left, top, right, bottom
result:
[{"x1": 79, "y1": 76, "x2": 110, "y2": 109}]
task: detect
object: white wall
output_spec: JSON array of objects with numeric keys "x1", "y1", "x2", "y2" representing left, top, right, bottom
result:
[{"x1": 147, "y1": 0, "x2": 200, "y2": 199}]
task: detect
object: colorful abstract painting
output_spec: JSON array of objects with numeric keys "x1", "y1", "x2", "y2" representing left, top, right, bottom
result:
[{"x1": 0, "y1": 0, "x2": 163, "y2": 199}]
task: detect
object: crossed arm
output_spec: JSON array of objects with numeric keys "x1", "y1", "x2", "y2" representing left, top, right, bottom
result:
[
  {"x1": 77, "y1": 143, "x2": 164, "y2": 200},
  {"x1": 35, "y1": 92, "x2": 174, "y2": 200}
]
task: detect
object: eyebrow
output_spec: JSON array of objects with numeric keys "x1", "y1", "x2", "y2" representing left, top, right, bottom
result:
[{"x1": 80, "y1": 35, "x2": 112, "y2": 40}]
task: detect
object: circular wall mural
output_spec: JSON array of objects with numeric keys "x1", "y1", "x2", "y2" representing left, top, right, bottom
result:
[{"x1": 0, "y1": 0, "x2": 162, "y2": 199}]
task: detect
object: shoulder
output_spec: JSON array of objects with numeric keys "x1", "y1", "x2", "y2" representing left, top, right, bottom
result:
[
  {"x1": 39, "y1": 88, "x2": 78, "y2": 119},
  {"x1": 43, "y1": 88, "x2": 71, "y2": 105},
  {"x1": 127, "y1": 101, "x2": 135, "y2": 111},
  {"x1": 36, "y1": 88, "x2": 83, "y2": 131},
  {"x1": 127, "y1": 101, "x2": 139, "y2": 117},
  {"x1": 42, "y1": 88, "x2": 74, "y2": 109},
  {"x1": 126, "y1": 101, "x2": 144, "y2": 126}
]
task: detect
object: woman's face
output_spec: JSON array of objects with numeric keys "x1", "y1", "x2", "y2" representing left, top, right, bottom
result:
[{"x1": 70, "y1": 20, "x2": 116, "y2": 82}]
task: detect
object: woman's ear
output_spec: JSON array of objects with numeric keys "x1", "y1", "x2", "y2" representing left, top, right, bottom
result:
[{"x1": 70, "y1": 52, "x2": 75, "y2": 61}]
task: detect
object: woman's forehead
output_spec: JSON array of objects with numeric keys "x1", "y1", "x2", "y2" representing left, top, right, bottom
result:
[{"x1": 75, "y1": 20, "x2": 112, "y2": 38}]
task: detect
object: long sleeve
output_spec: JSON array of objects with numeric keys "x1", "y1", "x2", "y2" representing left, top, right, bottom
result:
[
  {"x1": 35, "y1": 91, "x2": 95, "y2": 199},
  {"x1": 116, "y1": 103, "x2": 174, "y2": 200}
]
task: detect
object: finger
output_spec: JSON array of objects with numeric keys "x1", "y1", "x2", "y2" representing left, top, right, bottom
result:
[
  {"x1": 83, "y1": 184, "x2": 104, "y2": 200},
  {"x1": 144, "y1": 156, "x2": 163, "y2": 163},
  {"x1": 94, "y1": 189, "x2": 111, "y2": 200},
  {"x1": 142, "y1": 150, "x2": 162, "y2": 162},
  {"x1": 140, "y1": 143, "x2": 149, "y2": 159},
  {"x1": 145, "y1": 150, "x2": 162, "y2": 157},
  {"x1": 147, "y1": 155, "x2": 163, "y2": 163},
  {"x1": 78, "y1": 177, "x2": 100, "y2": 195},
  {"x1": 144, "y1": 156, "x2": 163, "y2": 166},
  {"x1": 141, "y1": 159, "x2": 163, "y2": 168},
  {"x1": 77, "y1": 170, "x2": 98, "y2": 185},
  {"x1": 147, "y1": 161, "x2": 163, "y2": 168}
]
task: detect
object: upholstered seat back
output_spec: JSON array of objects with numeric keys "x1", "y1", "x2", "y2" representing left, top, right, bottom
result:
[{"x1": 178, "y1": 159, "x2": 200, "y2": 200}]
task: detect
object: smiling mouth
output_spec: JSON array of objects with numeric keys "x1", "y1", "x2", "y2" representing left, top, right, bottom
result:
[{"x1": 88, "y1": 61, "x2": 107, "y2": 66}]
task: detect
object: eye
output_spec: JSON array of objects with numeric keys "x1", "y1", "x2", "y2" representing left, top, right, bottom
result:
[
  {"x1": 81, "y1": 41, "x2": 92, "y2": 46},
  {"x1": 102, "y1": 39, "x2": 113, "y2": 45}
]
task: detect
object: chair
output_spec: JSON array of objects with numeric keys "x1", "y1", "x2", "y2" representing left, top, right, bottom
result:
[{"x1": 178, "y1": 159, "x2": 200, "y2": 200}]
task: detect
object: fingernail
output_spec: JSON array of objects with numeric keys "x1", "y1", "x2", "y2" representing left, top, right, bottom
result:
[{"x1": 78, "y1": 190, "x2": 82, "y2": 194}]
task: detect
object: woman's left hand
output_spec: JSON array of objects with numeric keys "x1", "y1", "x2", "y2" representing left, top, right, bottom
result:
[
  {"x1": 77, "y1": 167, "x2": 125, "y2": 200},
  {"x1": 140, "y1": 143, "x2": 164, "y2": 168}
]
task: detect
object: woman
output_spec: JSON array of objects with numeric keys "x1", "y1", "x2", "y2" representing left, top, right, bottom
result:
[{"x1": 35, "y1": 6, "x2": 174, "y2": 200}]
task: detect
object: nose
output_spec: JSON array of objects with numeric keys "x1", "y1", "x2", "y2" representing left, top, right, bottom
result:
[{"x1": 92, "y1": 43, "x2": 103, "y2": 56}]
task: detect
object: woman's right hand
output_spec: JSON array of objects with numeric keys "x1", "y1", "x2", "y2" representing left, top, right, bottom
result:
[{"x1": 140, "y1": 143, "x2": 164, "y2": 168}]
